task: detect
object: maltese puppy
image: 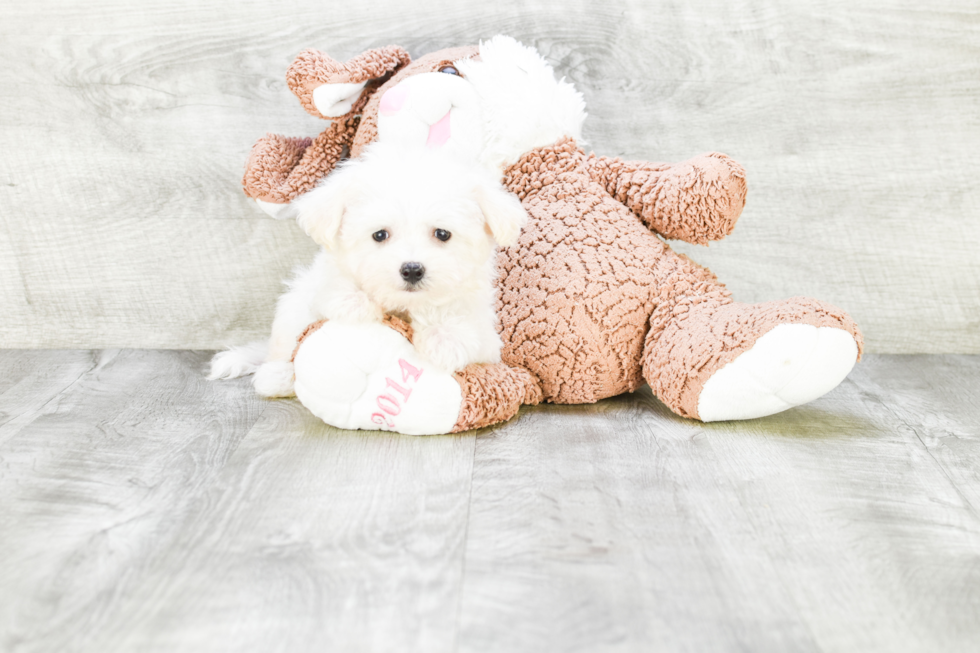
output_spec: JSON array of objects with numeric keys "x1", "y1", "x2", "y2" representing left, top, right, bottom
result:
[{"x1": 212, "y1": 142, "x2": 528, "y2": 397}]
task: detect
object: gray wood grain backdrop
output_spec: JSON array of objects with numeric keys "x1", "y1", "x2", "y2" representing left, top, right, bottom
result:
[{"x1": 1, "y1": 0, "x2": 978, "y2": 351}]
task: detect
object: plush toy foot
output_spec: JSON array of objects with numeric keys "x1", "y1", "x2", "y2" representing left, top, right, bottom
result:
[
  {"x1": 644, "y1": 297, "x2": 863, "y2": 421},
  {"x1": 292, "y1": 318, "x2": 541, "y2": 434},
  {"x1": 696, "y1": 323, "x2": 858, "y2": 421}
]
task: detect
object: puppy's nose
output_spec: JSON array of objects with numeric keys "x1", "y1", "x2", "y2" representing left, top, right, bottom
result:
[{"x1": 400, "y1": 262, "x2": 425, "y2": 285}]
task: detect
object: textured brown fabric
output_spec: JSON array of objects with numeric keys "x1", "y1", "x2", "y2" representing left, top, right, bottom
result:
[
  {"x1": 291, "y1": 319, "x2": 328, "y2": 362},
  {"x1": 382, "y1": 314, "x2": 414, "y2": 343},
  {"x1": 497, "y1": 137, "x2": 666, "y2": 403},
  {"x1": 642, "y1": 296, "x2": 864, "y2": 419},
  {"x1": 350, "y1": 46, "x2": 479, "y2": 157},
  {"x1": 243, "y1": 116, "x2": 359, "y2": 203},
  {"x1": 451, "y1": 363, "x2": 543, "y2": 432},
  {"x1": 586, "y1": 152, "x2": 747, "y2": 244},
  {"x1": 287, "y1": 46, "x2": 411, "y2": 119},
  {"x1": 495, "y1": 137, "x2": 862, "y2": 415}
]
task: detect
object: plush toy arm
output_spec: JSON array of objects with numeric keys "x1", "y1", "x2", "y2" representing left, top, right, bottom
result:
[
  {"x1": 287, "y1": 46, "x2": 411, "y2": 119},
  {"x1": 586, "y1": 152, "x2": 747, "y2": 244},
  {"x1": 243, "y1": 115, "x2": 360, "y2": 206}
]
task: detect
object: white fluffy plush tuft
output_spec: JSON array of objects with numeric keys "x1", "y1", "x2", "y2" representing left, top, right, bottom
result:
[{"x1": 457, "y1": 35, "x2": 587, "y2": 171}]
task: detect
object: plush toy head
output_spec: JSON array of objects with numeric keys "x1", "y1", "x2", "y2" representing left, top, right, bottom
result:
[
  {"x1": 349, "y1": 47, "x2": 480, "y2": 158},
  {"x1": 244, "y1": 45, "x2": 479, "y2": 213},
  {"x1": 368, "y1": 36, "x2": 588, "y2": 173},
  {"x1": 342, "y1": 37, "x2": 588, "y2": 172},
  {"x1": 245, "y1": 37, "x2": 588, "y2": 212}
]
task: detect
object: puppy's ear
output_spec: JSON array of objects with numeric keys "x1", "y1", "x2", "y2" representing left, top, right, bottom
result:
[
  {"x1": 292, "y1": 167, "x2": 358, "y2": 249},
  {"x1": 475, "y1": 182, "x2": 528, "y2": 248}
]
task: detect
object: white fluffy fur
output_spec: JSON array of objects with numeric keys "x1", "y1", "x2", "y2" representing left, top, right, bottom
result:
[
  {"x1": 457, "y1": 35, "x2": 587, "y2": 171},
  {"x1": 207, "y1": 340, "x2": 267, "y2": 380},
  {"x1": 222, "y1": 141, "x2": 528, "y2": 397}
]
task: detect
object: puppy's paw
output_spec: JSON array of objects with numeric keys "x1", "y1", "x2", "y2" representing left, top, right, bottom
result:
[
  {"x1": 208, "y1": 341, "x2": 266, "y2": 380},
  {"x1": 415, "y1": 326, "x2": 476, "y2": 372},
  {"x1": 323, "y1": 289, "x2": 384, "y2": 325},
  {"x1": 254, "y1": 361, "x2": 296, "y2": 398}
]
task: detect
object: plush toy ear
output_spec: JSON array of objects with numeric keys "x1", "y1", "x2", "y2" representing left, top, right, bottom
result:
[
  {"x1": 287, "y1": 46, "x2": 412, "y2": 119},
  {"x1": 475, "y1": 181, "x2": 528, "y2": 248},
  {"x1": 312, "y1": 82, "x2": 369, "y2": 118},
  {"x1": 290, "y1": 166, "x2": 360, "y2": 249}
]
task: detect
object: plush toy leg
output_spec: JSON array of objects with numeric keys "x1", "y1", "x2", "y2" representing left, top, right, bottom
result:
[
  {"x1": 642, "y1": 296, "x2": 863, "y2": 421},
  {"x1": 243, "y1": 117, "x2": 358, "y2": 207},
  {"x1": 292, "y1": 317, "x2": 541, "y2": 435}
]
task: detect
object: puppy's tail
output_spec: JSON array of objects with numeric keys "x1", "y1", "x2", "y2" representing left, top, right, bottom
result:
[{"x1": 207, "y1": 341, "x2": 267, "y2": 380}]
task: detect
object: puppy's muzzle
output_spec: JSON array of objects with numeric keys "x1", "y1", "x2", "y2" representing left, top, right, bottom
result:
[{"x1": 400, "y1": 262, "x2": 425, "y2": 286}]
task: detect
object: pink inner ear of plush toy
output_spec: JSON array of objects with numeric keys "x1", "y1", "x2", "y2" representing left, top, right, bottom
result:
[
  {"x1": 379, "y1": 85, "x2": 409, "y2": 116},
  {"x1": 426, "y1": 111, "x2": 452, "y2": 148}
]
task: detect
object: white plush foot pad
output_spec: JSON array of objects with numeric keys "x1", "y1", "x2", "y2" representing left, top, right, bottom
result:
[
  {"x1": 697, "y1": 324, "x2": 858, "y2": 422},
  {"x1": 293, "y1": 322, "x2": 463, "y2": 435},
  {"x1": 254, "y1": 199, "x2": 291, "y2": 219}
]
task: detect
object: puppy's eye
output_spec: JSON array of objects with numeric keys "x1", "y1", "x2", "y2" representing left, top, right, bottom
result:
[
  {"x1": 372, "y1": 230, "x2": 389, "y2": 243},
  {"x1": 434, "y1": 228, "x2": 451, "y2": 242},
  {"x1": 438, "y1": 65, "x2": 461, "y2": 77}
]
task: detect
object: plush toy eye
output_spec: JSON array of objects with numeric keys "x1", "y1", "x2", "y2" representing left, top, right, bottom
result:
[
  {"x1": 434, "y1": 228, "x2": 451, "y2": 242},
  {"x1": 438, "y1": 65, "x2": 461, "y2": 77},
  {"x1": 372, "y1": 230, "x2": 389, "y2": 242}
]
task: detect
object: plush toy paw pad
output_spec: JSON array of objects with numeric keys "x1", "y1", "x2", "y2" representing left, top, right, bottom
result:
[
  {"x1": 697, "y1": 324, "x2": 858, "y2": 422},
  {"x1": 293, "y1": 322, "x2": 462, "y2": 435},
  {"x1": 254, "y1": 361, "x2": 297, "y2": 398},
  {"x1": 254, "y1": 199, "x2": 293, "y2": 219}
]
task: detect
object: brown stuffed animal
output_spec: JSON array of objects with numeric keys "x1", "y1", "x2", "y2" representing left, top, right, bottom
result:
[{"x1": 234, "y1": 36, "x2": 862, "y2": 429}]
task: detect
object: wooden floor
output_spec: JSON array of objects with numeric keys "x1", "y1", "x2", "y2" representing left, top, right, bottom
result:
[{"x1": 1, "y1": 350, "x2": 978, "y2": 652}]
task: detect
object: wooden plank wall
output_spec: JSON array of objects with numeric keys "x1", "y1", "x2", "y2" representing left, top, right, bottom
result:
[{"x1": 1, "y1": 0, "x2": 978, "y2": 351}]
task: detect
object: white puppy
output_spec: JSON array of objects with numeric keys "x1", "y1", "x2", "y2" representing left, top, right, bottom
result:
[{"x1": 213, "y1": 142, "x2": 528, "y2": 398}]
